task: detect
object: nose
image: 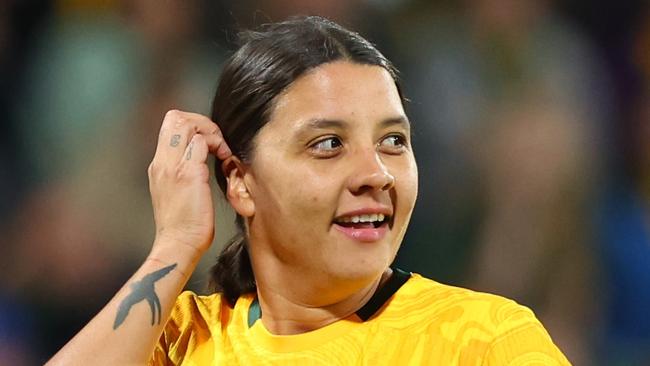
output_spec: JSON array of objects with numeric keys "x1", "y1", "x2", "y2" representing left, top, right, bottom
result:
[{"x1": 348, "y1": 148, "x2": 396, "y2": 193}]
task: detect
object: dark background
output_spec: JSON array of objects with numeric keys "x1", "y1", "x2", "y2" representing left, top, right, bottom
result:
[{"x1": 2, "y1": 1, "x2": 650, "y2": 364}]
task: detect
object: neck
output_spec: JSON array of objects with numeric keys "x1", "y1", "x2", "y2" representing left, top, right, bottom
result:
[{"x1": 252, "y1": 264, "x2": 393, "y2": 335}]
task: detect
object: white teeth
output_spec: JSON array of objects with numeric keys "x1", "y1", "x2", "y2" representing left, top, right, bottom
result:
[{"x1": 337, "y1": 213, "x2": 387, "y2": 223}]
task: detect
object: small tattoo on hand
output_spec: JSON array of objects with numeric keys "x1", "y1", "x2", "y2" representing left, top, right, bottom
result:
[
  {"x1": 170, "y1": 134, "x2": 181, "y2": 147},
  {"x1": 186, "y1": 142, "x2": 194, "y2": 160}
]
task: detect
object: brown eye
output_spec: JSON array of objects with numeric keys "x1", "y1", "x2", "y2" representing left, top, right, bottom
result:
[
  {"x1": 312, "y1": 137, "x2": 343, "y2": 151},
  {"x1": 379, "y1": 134, "x2": 406, "y2": 149}
]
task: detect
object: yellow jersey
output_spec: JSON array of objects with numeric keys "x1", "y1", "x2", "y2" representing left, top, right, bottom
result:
[{"x1": 150, "y1": 271, "x2": 570, "y2": 365}]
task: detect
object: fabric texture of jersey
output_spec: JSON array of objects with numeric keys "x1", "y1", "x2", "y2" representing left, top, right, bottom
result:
[{"x1": 149, "y1": 273, "x2": 570, "y2": 365}]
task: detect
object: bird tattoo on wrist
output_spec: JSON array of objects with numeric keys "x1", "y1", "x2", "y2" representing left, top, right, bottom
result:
[{"x1": 113, "y1": 263, "x2": 177, "y2": 329}]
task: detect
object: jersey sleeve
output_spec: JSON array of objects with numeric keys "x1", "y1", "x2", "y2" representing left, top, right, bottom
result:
[
  {"x1": 147, "y1": 291, "x2": 202, "y2": 366},
  {"x1": 482, "y1": 301, "x2": 571, "y2": 365},
  {"x1": 148, "y1": 333, "x2": 170, "y2": 366}
]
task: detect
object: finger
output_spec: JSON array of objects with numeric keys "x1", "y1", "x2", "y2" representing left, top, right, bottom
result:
[
  {"x1": 202, "y1": 132, "x2": 233, "y2": 161},
  {"x1": 167, "y1": 111, "x2": 233, "y2": 158},
  {"x1": 180, "y1": 134, "x2": 211, "y2": 182},
  {"x1": 174, "y1": 126, "x2": 232, "y2": 162},
  {"x1": 155, "y1": 110, "x2": 222, "y2": 163},
  {"x1": 183, "y1": 133, "x2": 209, "y2": 164}
]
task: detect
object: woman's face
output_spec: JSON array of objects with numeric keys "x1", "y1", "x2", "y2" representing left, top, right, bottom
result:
[{"x1": 245, "y1": 61, "x2": 418, "y2": 285}]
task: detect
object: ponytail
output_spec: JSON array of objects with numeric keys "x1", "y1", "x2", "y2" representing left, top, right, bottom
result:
[{"x1": 209, "y1": 216, "x2": 256, "y2": 307}]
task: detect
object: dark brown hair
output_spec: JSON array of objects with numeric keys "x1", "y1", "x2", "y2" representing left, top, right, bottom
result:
[{"x1": 209, "y1": 15, "x2": 404, "y2": 306}]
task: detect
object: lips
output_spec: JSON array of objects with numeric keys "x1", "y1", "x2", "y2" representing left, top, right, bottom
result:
[
  {"x1": 332, "y1": 207, "x2": 392, "y2": 242},
  {"x1": 333, "y1": 221, "x2": 389, "y2": 242}
]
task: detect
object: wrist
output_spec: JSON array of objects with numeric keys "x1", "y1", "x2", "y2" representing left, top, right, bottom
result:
[{"x1": 148, "y1": 237, "x2": 205, "y2": 278}]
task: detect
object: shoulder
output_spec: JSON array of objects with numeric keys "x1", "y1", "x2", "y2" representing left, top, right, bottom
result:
[
  {"x1": 166, "y1": 291, "x2": 226, "y2": 330},
  {"x1": 387, "y1": 273, "x2": 533, "y2": 327},
  {"x1": 159, "y1": 291, "x2": 228, "y2": 347},
  {"x1": 172, "y1": 291, "x2": 225, "y2": 313},
  {"x1": 383, "y1": 273, "x2": 570, "y2": 364},
  {"x1": 151, "y1": 291, "x2": 227, "y2": 365}
]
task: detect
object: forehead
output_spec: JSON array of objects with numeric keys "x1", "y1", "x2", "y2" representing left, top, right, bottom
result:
[{"x1": 266, "y1": 61, "x2": 405, "y2": 132}]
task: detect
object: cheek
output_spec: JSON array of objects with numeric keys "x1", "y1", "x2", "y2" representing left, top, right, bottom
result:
[
  {"x1": 291, "y1": 170, "x2": 340, "y2": 210},
  {"x1": 406, "y1": 162, "x2": 419, "y2": 202},
  {"x1": 256, "y1": 162, "x2": 340, "y2": 221},
  {"x1": 393, "y1": 157, "x2": 419, "y2": 206}
]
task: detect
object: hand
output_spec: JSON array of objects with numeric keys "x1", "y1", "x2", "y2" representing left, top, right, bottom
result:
[{"x1": 147, "y1": 110, "x2": 232, "y2": 255}]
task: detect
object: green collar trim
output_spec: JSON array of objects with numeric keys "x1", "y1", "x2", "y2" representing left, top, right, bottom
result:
[{"x1": 248, "y1": 296, "x2": 262, "y2": 328}]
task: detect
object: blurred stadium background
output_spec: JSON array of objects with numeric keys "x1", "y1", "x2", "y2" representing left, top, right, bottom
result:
[{"x1": 1, "y1": 0, "x2": 649, "y2": 364}]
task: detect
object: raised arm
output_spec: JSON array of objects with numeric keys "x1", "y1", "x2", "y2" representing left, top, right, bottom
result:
[{"x1": 46, "y1": 110, "x2": 232, "y2": 366}]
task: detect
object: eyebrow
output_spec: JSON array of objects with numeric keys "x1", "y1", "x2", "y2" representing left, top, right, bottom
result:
[
  {"x1": 297, "y1": 115, "x2": 411, "y2": 134},
  {"x1": 379, "y1": 116, "x2": 411, "y2": 129}
]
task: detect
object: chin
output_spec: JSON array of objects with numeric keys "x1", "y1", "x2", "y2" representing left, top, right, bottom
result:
[{"x1": 327, "y1": 255, "x2": 391, "y2": 284}]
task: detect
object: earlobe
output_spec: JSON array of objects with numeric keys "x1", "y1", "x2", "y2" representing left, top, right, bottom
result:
[{"x1": 222, "y1": 157, "x2": 255, "y2": 217}]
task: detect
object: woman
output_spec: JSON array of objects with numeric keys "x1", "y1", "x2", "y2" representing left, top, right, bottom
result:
[{"x1": 48, "y1": 16, "x2": 570, "y2": 365}]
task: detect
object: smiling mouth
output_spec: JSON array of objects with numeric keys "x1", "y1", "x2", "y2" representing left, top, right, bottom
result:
[
  {"x1": 333, "y1": 214, "x2": 391, "y2": 229},
  {"x1": 331, "y1": 214, "x2": 392, "y2": 242}
]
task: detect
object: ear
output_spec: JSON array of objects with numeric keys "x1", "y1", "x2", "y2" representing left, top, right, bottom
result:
[{"x1": 222, "y1": 156, "x2": 255, "y2": 218}]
